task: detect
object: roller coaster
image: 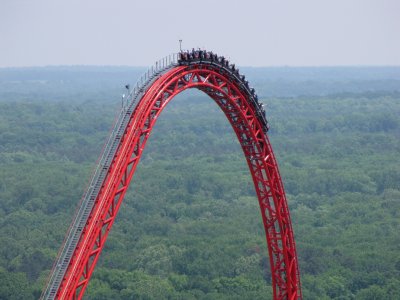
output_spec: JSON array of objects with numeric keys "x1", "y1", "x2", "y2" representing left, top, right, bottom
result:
[{"x1": 41, "y1": 49, "x2": 302, "y2": 300}]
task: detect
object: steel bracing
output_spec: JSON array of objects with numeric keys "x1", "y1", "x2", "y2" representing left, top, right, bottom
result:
[{"x1": 41, "y1": 50, "x2": 302, "y2": 300}]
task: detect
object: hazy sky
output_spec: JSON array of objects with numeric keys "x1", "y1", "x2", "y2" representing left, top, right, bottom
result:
[{"x1": 1, "y1": 0, "x2": 399, "y2": 67}]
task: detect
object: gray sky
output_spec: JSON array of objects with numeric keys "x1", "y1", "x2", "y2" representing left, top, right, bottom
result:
[{"x1": 1, "y1": 0, "x2": 399, "y2": 67}]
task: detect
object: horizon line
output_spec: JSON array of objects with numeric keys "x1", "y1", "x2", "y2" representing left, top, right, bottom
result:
[{"x1": 1, "y1": 64, "x2": 400, "y2": 70}]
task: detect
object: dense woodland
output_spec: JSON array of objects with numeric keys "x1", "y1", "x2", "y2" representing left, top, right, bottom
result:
[{"x1": 0, "y1": 67, "x2": 399, "y2": 299}]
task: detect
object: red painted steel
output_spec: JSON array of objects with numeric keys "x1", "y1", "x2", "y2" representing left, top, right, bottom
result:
[{"x1": 54, "y1": 63, "x2": 301, "y2": 299}]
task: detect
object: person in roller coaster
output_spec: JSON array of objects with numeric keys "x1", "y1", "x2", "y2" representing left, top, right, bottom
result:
[
  {"x1": 178, "y1": 49, "x2": 269, "y2": 131},
  {"x1": 180, "y1": 49, "x2": 214, "y2": 63}
]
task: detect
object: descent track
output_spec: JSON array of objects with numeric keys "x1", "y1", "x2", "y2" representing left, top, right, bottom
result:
[{"x1": 41, "y1": 50, "x2": 302, "y2": 300}]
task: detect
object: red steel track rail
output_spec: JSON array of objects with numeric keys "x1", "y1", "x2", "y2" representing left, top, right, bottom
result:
[{"x1": 41, "y1": 51, "x2": 302, "y2": 300}]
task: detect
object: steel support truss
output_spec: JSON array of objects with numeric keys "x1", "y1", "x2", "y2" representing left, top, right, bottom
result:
[{"x1": 46, "y1": 64, "x2": 301, "y2": 300}]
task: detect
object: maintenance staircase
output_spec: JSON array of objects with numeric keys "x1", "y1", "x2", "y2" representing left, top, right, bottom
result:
[{"x1": 41, "y1": 54, "x2": 179, "y2": 300}]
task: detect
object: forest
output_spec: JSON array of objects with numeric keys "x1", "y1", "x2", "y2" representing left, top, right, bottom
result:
[{"x1": 0, "y1": 66, "x2": 399, "y2": 299}]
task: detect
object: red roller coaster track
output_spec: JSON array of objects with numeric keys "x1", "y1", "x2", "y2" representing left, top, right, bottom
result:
[{"x1": 41, "y1": 50, "x2": 302, "y2": 300}]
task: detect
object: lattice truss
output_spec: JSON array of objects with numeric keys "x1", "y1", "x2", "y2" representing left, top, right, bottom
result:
[{"x1": 41, "y1": 54, "x2": 301, "y2": 300}]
